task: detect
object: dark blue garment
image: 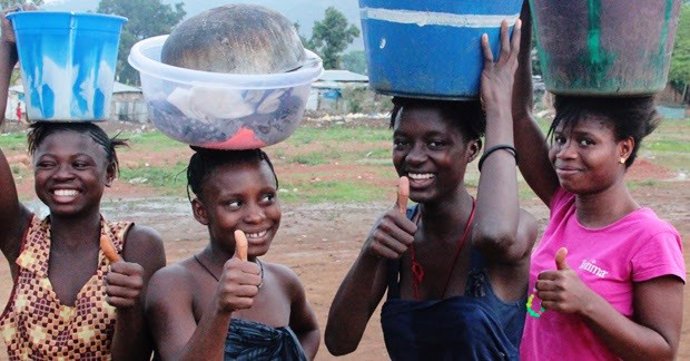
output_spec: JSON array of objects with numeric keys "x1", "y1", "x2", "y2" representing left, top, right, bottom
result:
[
  {"x1": 224, "y1": 318, "x2": 307, "y2": 361},
  {"x1": 380, "y1": 206, "x2": 526, "y2": 361}
]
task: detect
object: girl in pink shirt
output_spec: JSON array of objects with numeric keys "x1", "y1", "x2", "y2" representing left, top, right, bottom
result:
[{"x1": 511, "y1": 10, "x2": 685, "y2": 361}]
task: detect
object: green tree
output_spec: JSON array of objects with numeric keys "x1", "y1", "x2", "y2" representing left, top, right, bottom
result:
[
  {"x1": 98, "y1": 0, "x2": 185, "y2": 85},
  {"x1": 0, "y1": 0, "x2": 43, "y2": 9},
  {"x1": 309, "y1": 7, "x2": 359, "y2": 69},
  {"x1": 670, "y1": 3, "x2": 690, "y2": 101},
  {"x1": 341, "y1": 50, "x2": 367, "y2": 74}
]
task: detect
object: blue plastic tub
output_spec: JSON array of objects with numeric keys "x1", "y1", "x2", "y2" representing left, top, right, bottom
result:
[
  {"x1": 7, "y1": 11, "x2": 127, "y2": 121},
  {"x1": 360, "y1": 0, "x2": 523, "y2": 99}
]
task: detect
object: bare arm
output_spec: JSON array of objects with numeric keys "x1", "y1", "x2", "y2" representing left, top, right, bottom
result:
[
  {"x1": 110, "y1": 225, "x2": 166, "y2": 361},
  {"x1": 511, "y1": 2, "x2": 559, "y2": 206},
  {"x1": 585, "y1": 277, "x2": 683, "y2": 360},
  {"x1": 285, "y1": 268, "x2": 319, "y2": 360},
  {"x1": 325, "y1": 203, "x2": 416, "y2": 356},
  {"x1": 0, "y1": 8, "x2": 31, "y2": 270},
  {"x1": 472, "y1": 19, "x2": 536, "y2": 266}
]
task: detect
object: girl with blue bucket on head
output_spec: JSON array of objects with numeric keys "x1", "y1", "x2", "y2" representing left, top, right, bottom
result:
[
  {"x1": 0, "y1": 7, "x2": 166, "y2": 360},
  {"x1": 325, "y1": 9, "x2": 537, "y2": 360},
  {"x1": 512, "y1": 4, "x2": 685, "y2": 361}
]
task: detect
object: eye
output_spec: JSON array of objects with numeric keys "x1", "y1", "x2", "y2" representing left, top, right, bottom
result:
[
  {"x1": 224, "y1": 200, "x2": 241, "y2": 209},
  {"x1": 393, "y1": 138, "x2": 409, "y2": 150},
  {"x1": 73, "y1": 161, "x2": 89, "y2": 169},
  {"x1": 427, "y1": 140, "x2": 446, "y2": 149},
  {"x1": 35, "y1": 160, "x2": 56, "y2": 169},
  {"x1": 260, "y1": 192, "x2": 276, "y2": 204},
  {"x1": 553, "y1": 135, "x2": 566, "y2": 145},
  {"x1": 578, "y1": 138, "x2": 594, "y2": 147}
]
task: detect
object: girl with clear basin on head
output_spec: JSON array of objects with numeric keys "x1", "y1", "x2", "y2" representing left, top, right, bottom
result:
[
  {"x1": 0, "y1": 6, "x2": 166, "y2": 361},
  {"x1": 144, "y1": 148, "x2": 320, "y2": 360},
  {"x1": 325, "y1": 14, "x2": 538, "y2": 360},
  {"x1": 513, "y1": 9, "x2": 685, "y2": 361}
]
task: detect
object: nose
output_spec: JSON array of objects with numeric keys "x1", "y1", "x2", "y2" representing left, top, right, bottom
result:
[
  {"x1": 554, "y1": 139, "x2": 577, "y2": 160},
  {"x1": 243, "y1": 202, "x2": 266, "y2": 225},
  {"x1": 53, "y1": 163, "x2": 76, "y2": 180},
  {"x1": 405, "y1": 142, "x2": 427, "y2": 165}
]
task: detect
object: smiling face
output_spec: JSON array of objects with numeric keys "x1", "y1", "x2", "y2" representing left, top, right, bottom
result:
[
  {"x1": 192, "y1": 160, "x2": 281, "y2": 258},
  {"x1": 392, "y1": 105, "x2": 480, "y2": 204},
  {"x1": 548, "y1": 115, "x2": 633, "y2": 195},
  {"x1": 33, "y1": 130, "x2": 114, "y2": 217}
]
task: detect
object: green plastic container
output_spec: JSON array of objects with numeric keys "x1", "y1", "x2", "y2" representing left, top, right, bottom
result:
[{"x1": 530, "y1": 0, "x2": 680, "y2": 96}]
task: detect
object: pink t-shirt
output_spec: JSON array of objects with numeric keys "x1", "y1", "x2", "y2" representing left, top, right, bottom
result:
[{"x1": 520, "y1": 188, "x2": 685, "y2": 361}]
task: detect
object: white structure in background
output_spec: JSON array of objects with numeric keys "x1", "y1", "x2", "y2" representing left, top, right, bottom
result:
[
  {"x1": 5, "y1": 81, "x2": 148, "y2": 123},
  {"x1": 307, "y1": 69, "x2": 369, "y2": 111}
]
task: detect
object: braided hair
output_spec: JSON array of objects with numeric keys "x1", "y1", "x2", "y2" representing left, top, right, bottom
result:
[
  {"x1": 27, "y1": 122, "x2": 127, "y2": 174},
  {"x1": 186, "y1": 147, "x2": 279, "y2": 201}
]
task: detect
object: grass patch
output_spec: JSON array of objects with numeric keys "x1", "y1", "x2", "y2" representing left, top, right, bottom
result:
[
  {"x1": 118, "y1": 161, "x2": 188, "y2": 194},
  {"x1": 289, "y1": 126, "x2": 390, "y2": 145},
  {"x1": 278, "y1": 179, "x2": 388, "y2": 203},
  {"x1": 642, "y1": 139, "x2": 690, "y2": 153},
  {"x1": 119, "y1": 131, "x2": 184, "y2": 152},
  {"x1": 0, "y1": 132, "x2": 28, "y2": 151}
]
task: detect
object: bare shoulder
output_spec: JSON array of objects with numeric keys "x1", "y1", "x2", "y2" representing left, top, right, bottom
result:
[
  {"x1": 263, "y1": 262, "x2": 305, "y2": 299},
  {"x1": 146, "y1": 261, "x2": 195, "y2": 308},
  {"x1": 123, "y1": 224, "x2": 166, "y2": 273}
]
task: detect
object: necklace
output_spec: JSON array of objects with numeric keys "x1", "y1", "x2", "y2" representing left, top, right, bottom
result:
[
  {"x1": 409, "y1": 198, "x2": 476, "y2": 300},
  {"x1": 193, "y1": 254, "x2": 264, "y2": 288}
]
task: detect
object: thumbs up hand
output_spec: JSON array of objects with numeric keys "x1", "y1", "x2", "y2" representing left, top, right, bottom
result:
[
  {"x1": 215, "y1": 230, "x2": 262, "y2": 314},
  {"x1": 535, "y1": 247, "x2": 594, "y2": 314},
  {"x1": 363, "y1": 177, "x2": 417, "y2": 260}
]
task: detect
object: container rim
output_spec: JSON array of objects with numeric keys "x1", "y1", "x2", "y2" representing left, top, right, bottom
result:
[
  {"x1": 128, "y1": 35, "x2": 324, "y2": 89},
  {"x1": 6, "y1": 11, "x2": 128, "y2": 23}
]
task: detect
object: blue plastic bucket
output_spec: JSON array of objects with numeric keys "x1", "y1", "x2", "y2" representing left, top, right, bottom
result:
[
  {"x1": 7, "y1": 11, "x2": 127, "y2": 121},
  {"x1": 360, "y1": 0, "x2": 523, "y2": 99}
]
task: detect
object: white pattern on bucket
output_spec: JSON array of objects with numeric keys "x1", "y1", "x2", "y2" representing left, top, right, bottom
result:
[{"x1": 360, "y1": 7, "x2": 519, "y2": 28}]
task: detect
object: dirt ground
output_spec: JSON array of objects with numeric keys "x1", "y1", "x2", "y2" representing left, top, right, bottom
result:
[{"x1": 0, "y1": 120, "x2": 688, "y2": 360}]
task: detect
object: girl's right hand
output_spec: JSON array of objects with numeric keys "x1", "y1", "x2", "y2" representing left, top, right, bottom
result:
[
  {"x1": 215, "y1": 244, "x2": 262, "y2": 313},
  {"x1": 362, "y1": 177, "x2": 416, "y2": 259}
]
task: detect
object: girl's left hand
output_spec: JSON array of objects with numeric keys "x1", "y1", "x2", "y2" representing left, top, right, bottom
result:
[
  {"x1": 105, "y1": 261, "x2": 145, "y2": 308},
  {"x1": 535, "y1": 247, "x2": 595, "y2": 314},
  {"x1": 479, "y1": 19, "x2": 522, "y2": 114}
]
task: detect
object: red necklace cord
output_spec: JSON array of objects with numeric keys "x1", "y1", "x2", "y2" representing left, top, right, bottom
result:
[{"x1": 409, "y1": 198, "x2": 476, "y2": 300}]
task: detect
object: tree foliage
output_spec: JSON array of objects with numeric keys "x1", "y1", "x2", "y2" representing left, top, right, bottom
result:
[
  {"x1": 341, "y1": 50, "x2": 367, "y2": 75},
  {"x1": 0, "y1": 0, "x2": 43, "y2": 9},
  {"x1": 98, "y1": 0, "x2": 185, "y2": 85},
  {"x1": 670, "y1": 3, "x2": 690, "y2": 93},
  {"x1": 308, "y1": 7, "x2": 359, "y2": 70}
]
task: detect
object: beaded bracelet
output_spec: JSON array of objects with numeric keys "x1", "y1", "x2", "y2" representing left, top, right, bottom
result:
[
  {"x1": 478, "y1": 144, "x2": 518, "y2": 171},
  {"x1": 526, "y1": 292, "x2": 546, "y2": 318}
]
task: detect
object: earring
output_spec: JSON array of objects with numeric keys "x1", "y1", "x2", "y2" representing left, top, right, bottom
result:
[{"x1": 619, "y1": 157, "x2": 626, "y2": 165}]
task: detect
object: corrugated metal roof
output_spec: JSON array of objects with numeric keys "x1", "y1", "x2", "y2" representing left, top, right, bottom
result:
[{"x1": 317, "y1": 69, "x2": 368, "y2": 82}]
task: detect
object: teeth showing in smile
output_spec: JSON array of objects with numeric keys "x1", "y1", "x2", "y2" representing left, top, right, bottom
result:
[
  {"x1": 408, "y1": 173, "x2": 434, "y2": 180},
  {"x1": 54, "y1": 189, "x2": 78, "y2": 197},
  {"x1": 246, "y1": 230, "x2": 267, "y2": 239}
]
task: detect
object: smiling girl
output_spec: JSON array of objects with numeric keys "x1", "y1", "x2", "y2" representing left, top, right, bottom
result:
[
  {"x1": 513, "y1": 11, "x2": 685, "y2": 361},
  {"x1": 145, "y1": 149, "x2": 319, "y2": 361},
  {"x1": 0, "y1": 8, "x2": 165, "y2": 361}
]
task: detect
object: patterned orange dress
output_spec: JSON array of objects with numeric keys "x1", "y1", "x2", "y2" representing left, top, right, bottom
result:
[{"x1": 0, "y1": 215, "x2": 131, "y2": 361}]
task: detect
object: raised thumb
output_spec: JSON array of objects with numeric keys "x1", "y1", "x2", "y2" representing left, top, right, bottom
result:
[
  {"x1": 396, "y1": 176, "x2": 409, "y2": 215},
  {"x1": 234, "y1": 230, "x2": 248, "y2": 262},
  {"x1": 555, "y1": 247, "x2": 570, "y2": 270}
]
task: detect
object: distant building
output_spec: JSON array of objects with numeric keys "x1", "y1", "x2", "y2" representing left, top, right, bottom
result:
[
  {"x1": 307, "y1": 69, "x2": 369, "y2": 111},
  {"x1": 5, "y1": 81, "x2": 147, "y2": 122}
]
